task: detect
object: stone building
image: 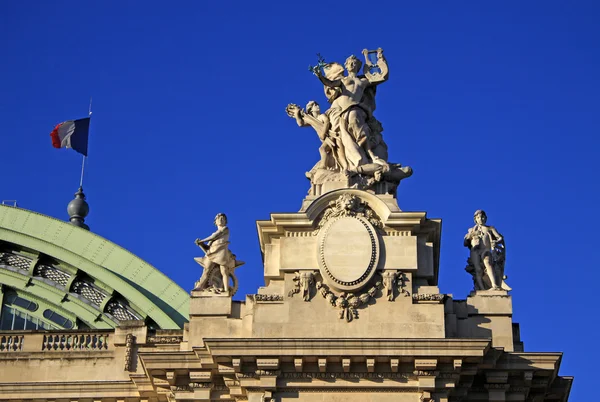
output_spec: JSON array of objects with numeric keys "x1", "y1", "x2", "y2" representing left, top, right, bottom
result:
[{"x1": 0, "y1": 48, "x2": 572, "y2": 401}]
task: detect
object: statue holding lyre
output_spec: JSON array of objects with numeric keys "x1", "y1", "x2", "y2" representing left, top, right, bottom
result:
[{"x1": 286, "y1": 47, "x2": 412, "y2": 194}]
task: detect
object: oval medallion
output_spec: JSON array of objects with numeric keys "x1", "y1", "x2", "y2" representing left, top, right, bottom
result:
[{"x1": 317, "y1": 215, "x2": 380, "y2": 291}]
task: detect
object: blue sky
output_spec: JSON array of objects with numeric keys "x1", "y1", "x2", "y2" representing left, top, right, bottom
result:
[{"x1": 2, "y1": 2, "x2": 599, "y2": 398}]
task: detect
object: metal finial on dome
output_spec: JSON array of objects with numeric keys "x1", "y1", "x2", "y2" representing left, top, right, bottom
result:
[{"x1": 67, "y1": 187, "x2": 90, "y2": 230}]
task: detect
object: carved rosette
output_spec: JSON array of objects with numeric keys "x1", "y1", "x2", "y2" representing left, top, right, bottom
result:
[{"x1": 317, "y1": 215, "x2": 379, "y2": 292}]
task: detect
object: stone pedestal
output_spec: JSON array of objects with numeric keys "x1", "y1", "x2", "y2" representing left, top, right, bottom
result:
[
  {"x1": 446, "y1": 289, "x2": 515, "y2": 351},
  {"x1": 190, "y1": 292, "x2": 232, "y2": 317}
]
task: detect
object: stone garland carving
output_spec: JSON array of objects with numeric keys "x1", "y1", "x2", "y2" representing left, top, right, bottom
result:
[
  {"x1": 412, "y1": 294, "x2": 445, "y2": 303},
  {"x1": 288, "y1": 271, "x2": 315, "y2": 301},
  {"x1": 193, "y1": 213, "x2": 244, "y2": 296},
  {"x1": 382, "y1": 271, "x2": 410, "y2": 301},
  {"x1": 123, "y1": 334, "x2": 135, "y2": 371},
  {"x1": 286, "y1": 47, "x2": 412, "y2": 195},
  {"x1": 464, "y1": 210, "x2": 511, "y2": 291},
  {"x1": 316, "y1": 279, "x2": 383, "y2": 322},
  {"x1": 316, "y1": 193, "x2": 382, "y2": 233},
  {"x1": 253, "y1": 294, "x2": 284, "y2": 302}
]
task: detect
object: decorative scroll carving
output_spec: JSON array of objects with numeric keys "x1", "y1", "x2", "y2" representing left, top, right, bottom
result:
[
  {"x1": 288, "y1": 271, "x2": 315, "y2": 301},
  {"x1": 124, "y1": 334, "x2": 135, "y2": 371},
  {"x1": 316, "y1": 279, "x2": 383, "y2": 322}
]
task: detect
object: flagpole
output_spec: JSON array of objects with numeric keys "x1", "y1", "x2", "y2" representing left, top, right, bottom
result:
[{"x1": 79, "y1": 97, "x2": 92, "y2": 188}]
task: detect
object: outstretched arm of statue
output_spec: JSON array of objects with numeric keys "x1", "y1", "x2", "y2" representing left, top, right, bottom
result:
[
  {"x1": 316, "y1": 69, "x2": 341, "y2": 88},
  {"x1": 286, "y1": 104, "x2": 307, "y2": 127},
  {"x1": 294, "y1": 108, "x2": 305, "y2": 127}
]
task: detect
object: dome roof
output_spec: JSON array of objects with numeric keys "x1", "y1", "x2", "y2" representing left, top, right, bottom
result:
[{"x1": 0, "y1": 204, "x2": 189, "y2": 330}]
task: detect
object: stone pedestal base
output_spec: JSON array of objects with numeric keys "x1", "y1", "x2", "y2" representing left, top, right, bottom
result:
[{"x1": 190, "y1": 292, "x2": 232, "y2": 317}]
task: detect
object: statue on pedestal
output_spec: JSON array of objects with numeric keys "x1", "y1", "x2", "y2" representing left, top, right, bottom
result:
[
  {"x1": 286, "y1": 48, "x2": 412, "y2": 195},
  {"x1": 464, "y1": 210, "x2": 511, "y2": 291},
  {"x1": 193, "y1": 213, "x2": 244, "y2": 295}
]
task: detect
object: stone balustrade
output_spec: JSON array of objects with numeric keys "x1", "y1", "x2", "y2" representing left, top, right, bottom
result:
[
  {"x1": 42, "y1": 333, "x2": 109, "y2": 351},
  {"x1": 0, "y1": 335, "x2": 24, "y2": 352},
  {"x1": 0, "y1": 331, "x2": 112, "y2": 352}
]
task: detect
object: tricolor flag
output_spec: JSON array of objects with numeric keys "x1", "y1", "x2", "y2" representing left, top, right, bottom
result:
[{"x1": 50, "y1": 117, "x2": 90, "y2": 156}]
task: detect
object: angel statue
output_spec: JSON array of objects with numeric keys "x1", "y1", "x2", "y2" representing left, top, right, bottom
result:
[
  {"x1": 286, "y1": 47, "x2": 412, "y2": 195},
  {"x1": 193, "y1": 213, "x2": 244, "y2": 296},
  {"x1": 464, "y1": 210, "x2": 511, "y2": 291}
]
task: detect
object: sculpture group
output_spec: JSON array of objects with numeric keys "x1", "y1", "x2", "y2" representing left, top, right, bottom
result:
[
  {"x1": 192, "y1": 48, "x2": 512, "y2": 298},
  {"x1": 286, "y1": 48, "x2": 412, "y2": 194}
]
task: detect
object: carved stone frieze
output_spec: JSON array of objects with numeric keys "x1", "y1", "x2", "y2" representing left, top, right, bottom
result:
[
  {"x1": 237, "y1": 370, "x2": 281, "y2": 379},
  {"x1": 253, "y1": 294, "x2": 284, "y2": 302},
  {"x1": 147, "y1": 336, "x2": 183, "y2": 344},
  {"x1": 282, "y1": 372, "x2": 412, "y2": 380},
  {"x1": 412, "y1": 293, "x2": 445, "y2": 303}
]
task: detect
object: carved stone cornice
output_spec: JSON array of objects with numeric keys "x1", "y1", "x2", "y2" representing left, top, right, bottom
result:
[{"x1": 199, "y1": 338, "x2": 492, "y2": 357}]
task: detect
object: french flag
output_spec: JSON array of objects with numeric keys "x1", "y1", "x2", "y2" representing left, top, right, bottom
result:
[{"x1": 50, "y1": 117, "x2": 90, "y2": 156}]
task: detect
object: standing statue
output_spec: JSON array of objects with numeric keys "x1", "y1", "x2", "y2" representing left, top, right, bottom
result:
[
  {"x1": 464, "y1": 210, "x2": 511, "y2": 291},
  {"x1": 286, "y1": 48, "x2": 412, "y2": 195},
  {"x1": 193, "y1": 213, "x2": 244, "y2": 295}
]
